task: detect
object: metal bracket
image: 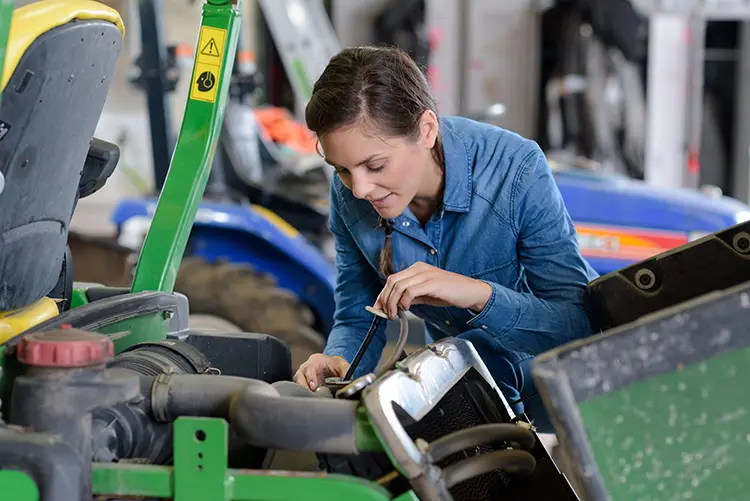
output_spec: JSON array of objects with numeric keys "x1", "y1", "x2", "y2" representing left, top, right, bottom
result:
[{"x1": 174, "y1": 417, "x2": 231, "y2": 501}]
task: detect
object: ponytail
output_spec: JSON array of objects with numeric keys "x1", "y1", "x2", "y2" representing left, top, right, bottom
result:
[{"x1": 379, "y1": 218, "x2": 395, "y2": 276}]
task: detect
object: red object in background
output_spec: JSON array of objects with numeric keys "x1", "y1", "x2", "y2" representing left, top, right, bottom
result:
[{"x1": 254, "y1": 107, "x2": 318, "y2": 155}]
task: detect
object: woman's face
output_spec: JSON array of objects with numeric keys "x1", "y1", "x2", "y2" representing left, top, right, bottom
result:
[{"x1": 319, "y1": 112, "x2": 439, "y2": 220}]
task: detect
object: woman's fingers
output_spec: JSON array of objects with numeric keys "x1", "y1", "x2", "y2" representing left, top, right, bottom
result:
[
  {"x1": 375, "y1": 266, "x2": 420, "y2": 314},
  {"x1": 396, "y1": 279, "x2": 439, "y2": 310},
  {"x1": 386, "y1": 273, "x2": 431, "y2": 316}
]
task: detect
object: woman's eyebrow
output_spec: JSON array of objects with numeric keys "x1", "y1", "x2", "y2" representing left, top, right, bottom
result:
[{"x1": 325, "y1": 153, "x2": 385, "y2": 169}]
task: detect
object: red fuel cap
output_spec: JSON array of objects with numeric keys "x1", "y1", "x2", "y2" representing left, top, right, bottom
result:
[{"x1": 16, "y1": 328, "x2": 114, "y2": 367}]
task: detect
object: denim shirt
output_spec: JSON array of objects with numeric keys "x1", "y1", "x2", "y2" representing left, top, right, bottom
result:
[{"x1": 323, "y1": 116, "x2": 599, "y2": 376}]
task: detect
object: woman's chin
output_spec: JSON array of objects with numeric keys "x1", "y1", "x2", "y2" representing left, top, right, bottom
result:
[{"x1": 373, "y1": 204, "x2": 402, "y2": 220}]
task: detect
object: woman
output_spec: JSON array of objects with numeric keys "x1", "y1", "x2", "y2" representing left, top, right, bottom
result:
[{"x1": 293, "y1": 45, "x2": 599, "y2": 428}]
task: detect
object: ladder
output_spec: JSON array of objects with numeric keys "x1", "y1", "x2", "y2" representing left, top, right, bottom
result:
[{"x1": 257, "y1": 0, "x2": 341, "y2": 113}]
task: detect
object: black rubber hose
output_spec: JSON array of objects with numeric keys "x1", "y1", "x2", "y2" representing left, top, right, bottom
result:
[
  {"x1": 426, "y1": 423, "x2": 536, "y2": 463},
  {"x1": 271, "y1": 380, "x2": 322, "y2": 398},
  {"x1": 153, "y1": 374, "x2": 251, "y2": 421},
  {"x1": 229, "y1": 379, "x2": 361, "y2": 454},
  {"x1": 151, "y1": 374, "x2": 361, "y2": 455},
  {"x1": 442, "y1": 449, "x2": 537, "y2": 489}
]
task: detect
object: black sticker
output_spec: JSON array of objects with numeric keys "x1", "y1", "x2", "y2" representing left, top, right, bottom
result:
[{"x1": 196, "y1": 71, "x2": 216, "y2": 92}]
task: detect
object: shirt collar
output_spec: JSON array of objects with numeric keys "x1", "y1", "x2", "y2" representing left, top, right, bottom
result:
[{"x1": 439, "y1": 117, "x2": 472, "y2": 213}]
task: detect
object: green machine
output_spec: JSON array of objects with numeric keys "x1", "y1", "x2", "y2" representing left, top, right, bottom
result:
[
  {"x1": 1, "y1": 0, "x2": 748, "y2": 500},
  {"x1": 0, "y1": 0, "x2": 581, "y2": 500}
]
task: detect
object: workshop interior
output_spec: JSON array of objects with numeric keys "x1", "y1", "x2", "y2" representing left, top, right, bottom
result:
[{"x1": 1, "y1": 0, "x2": 750, "y2": 500}]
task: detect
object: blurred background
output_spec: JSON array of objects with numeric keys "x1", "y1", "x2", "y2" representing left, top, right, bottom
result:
[{"x1": 53, "y1": 0, "x2": 750, "y2": 349}]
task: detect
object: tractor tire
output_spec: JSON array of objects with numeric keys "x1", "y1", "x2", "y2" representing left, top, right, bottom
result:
[{"x1": 173, "y1": 257, "x2": 325, "y2": 370}]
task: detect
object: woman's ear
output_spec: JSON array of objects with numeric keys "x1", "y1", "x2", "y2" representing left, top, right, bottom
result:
[{"x1": 418, "y1": 110, "x2": 439, "y2": 148}]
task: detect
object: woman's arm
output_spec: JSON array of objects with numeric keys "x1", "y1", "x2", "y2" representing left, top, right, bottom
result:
[
  {"x1": 465, "y1": 150, "x2": 599, "y2": 354},
  {"x1": 322, "y1": 184, "x2": 388, "y2": 377}
]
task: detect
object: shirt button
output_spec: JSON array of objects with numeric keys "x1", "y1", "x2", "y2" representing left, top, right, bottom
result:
[
  {"x1": 481, "y1": 325, "x2": 488, "y2": 330},
  {"x1": 444, "y1": 319, "x2": 452, "y2": 326},
  {"x1": 430, "y1": 249, "x2": 436, "y2": 255},
  {"x1": 402, "y1": 220, "x2": 410, "y2": 227}
]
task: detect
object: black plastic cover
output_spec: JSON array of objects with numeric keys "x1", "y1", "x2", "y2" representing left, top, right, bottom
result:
[
  {"x1": 78, "y1": 137, "x2": 120, "y2": 198},
  {"x1": 177, "y1": 330, "x2": 293, "y2": 382},
  {"x1": 19, "y1": 291, "x2": 181, "y2": 339},
  {"x1": 586, "y1": 219, "x2": 750, "y2": 330}
]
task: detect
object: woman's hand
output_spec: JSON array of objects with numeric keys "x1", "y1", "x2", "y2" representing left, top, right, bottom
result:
[
  {"x1": 294, "y1": 353, "x2": 350, "y2": 391},
  {"x1": 374, "y1": 262, "x2": 493, "y2": 318}
]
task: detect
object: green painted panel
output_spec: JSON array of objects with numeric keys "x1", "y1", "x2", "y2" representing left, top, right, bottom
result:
[
  {"x1": 579, "y1": 346, "x2": 750, "y2": 501},
  {"x1": 0, "y1": 470, "x2": 39, "y2": 501},
  {"x1": 94, "y1": 312, "x2": 170, "y2": 353},
  {"x1": 92, "y1": 463, "x2": 172, "y2": 498}
]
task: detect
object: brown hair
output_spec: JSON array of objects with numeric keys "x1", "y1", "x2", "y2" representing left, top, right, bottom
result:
[{"x1": 305, "y1": 45, "x2": 444, "y2": 276}]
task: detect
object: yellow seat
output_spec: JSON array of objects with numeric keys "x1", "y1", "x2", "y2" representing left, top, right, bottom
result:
[
  {"x1": 0, "y1": 0, "x2": 124, "y2": 339},
  {"x1": 0, "y1": 297, "x2": 59, "y2": 344}
]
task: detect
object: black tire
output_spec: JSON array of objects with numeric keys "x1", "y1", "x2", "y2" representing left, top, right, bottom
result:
[{"x1": 173, "y1": 257, "x2": 325, "y2": 370}]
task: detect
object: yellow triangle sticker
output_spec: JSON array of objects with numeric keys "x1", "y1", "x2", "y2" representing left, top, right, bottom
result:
[{"x1": 201, "y1": 38, "x2": 220, "y2": 57}]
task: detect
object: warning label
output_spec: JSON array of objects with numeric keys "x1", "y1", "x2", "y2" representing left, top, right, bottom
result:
[
  {"x1": 201, "y1": 38, "x2": 220, "y2": 57},
  {"x1": 190, "y1": 25, "x2": 227, "y2": 103},
  {"x1": 190, "y1": 61, "x2": 220, "y2": 103},
  {"x1": 195, "y1": 26, "x2": 226, "y2": 65}
]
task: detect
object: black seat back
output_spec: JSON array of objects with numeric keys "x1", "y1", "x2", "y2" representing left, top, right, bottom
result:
[{"x1": 0, "y1": 0, "x2": 123, "y2": 310}]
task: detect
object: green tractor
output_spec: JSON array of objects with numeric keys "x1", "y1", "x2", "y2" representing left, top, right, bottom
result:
[{"x1": 0, "y1": 0, "x2": 579, "y2": 500}]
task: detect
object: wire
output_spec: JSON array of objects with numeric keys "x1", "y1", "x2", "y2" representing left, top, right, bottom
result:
[
  {"x1": 343, "y1": 315, "x2": 383, "y2": 381},
  {"x1": 426, "y1": 423, "x2": 536, "y2": 463},
  {"x1": 442, "y1": 449, "x2": 537, "y2": 489},
  {"x1": 508, "y1": 391, "x2": 540, "y2": 407},
  {"x1": 375, "y1": 310, "x2": 409, "y2": 379}
]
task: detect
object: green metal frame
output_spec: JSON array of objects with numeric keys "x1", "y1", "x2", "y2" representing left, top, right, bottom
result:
[
  {"x1": 0, "y1": 0, "x2": 13, "y2": 109},
  {"x1": 129, "y1": 0, "x2": 240, "y2": 298},
  {"x1": 89, "y1": 417, "x2": 417, "y2": 501}
]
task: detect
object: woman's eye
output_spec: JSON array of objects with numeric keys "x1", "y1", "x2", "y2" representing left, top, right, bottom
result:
[{"x1": 367, "y1": 164, "x2": 385, "y2": 174}]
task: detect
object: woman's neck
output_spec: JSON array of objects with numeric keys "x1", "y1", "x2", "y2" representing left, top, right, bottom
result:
[{"x1": 409, "y1": 155, "x2": 445, "y2": 226}]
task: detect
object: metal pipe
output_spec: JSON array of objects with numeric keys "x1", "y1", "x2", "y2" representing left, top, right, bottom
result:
[
  {"x1": 426, "y1": 423, "x2": 536, "y2": 463},
  {"x1": 442, "y1": 449, "x2": 536, "y2": 489},
  {"x1": 375, "y1": 310, "x2": 409, "y2": 379}
]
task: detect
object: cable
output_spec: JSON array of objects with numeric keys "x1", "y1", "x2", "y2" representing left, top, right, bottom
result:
[
  {"x1": 442, "y1": 449, "x2": 537, "y2": 489},
  {"x1": 508, "y1": 391, "x2": 540, "y2": 408},
  {"x1": 375, "y1": 310, "x2": 409, "y2": 379},
  {"x1": 426, "y1": 423, "x2": 535, "y2": 463},
  {"x1": 343, "y1": 315, "x2": 383, "y2": 381}
]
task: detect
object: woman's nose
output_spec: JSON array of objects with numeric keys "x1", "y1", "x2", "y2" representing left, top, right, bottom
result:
[{"x1": 350, "y1": 174, "x2": 373, "y2": 200}]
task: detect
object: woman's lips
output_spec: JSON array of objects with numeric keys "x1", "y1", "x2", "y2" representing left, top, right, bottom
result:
[{"x1": 371, "y1": 193, "x2": 393, "y2": 207}]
